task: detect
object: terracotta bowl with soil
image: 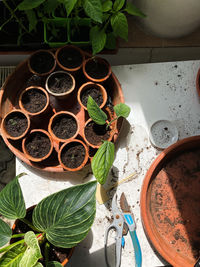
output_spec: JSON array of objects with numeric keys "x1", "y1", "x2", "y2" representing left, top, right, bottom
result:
[
  {"x1": 22, "y1": 129, "x2": 53, "y2": 162},
  {"x1": 83, "y1": 57, "x2": 111, "y2": 83},
  {"x1": 77, "y1": 82, "x2": 107, "y2": 110},
  {"x1": 45, "y1": 71, "x2": 75, "y2": 99},
  {"x1": 55, "y1": 45, "x2": 84, "y2": 72},
  {"x1": 28, "y1": 50, "x2": 56, "y2": 76},
  {"x1": 19, "y1": 86, "x2": 50, "y2": 116},
  {"x1": 1, "y1": 109, "x2": 30, "y2": 141},
  {"x1": 141, "y1": 135, "x2": 200, "y2": 267},
  {"x1": 58, "y1": 139, "x2": 89, "y2": 171}
]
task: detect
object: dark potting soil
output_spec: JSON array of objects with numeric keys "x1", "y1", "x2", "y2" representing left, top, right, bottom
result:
[
  {"x1": 52, "y1": 114, "x2": 77, "y2": 139},
  {"x1": 81, "y1": 87, "x2": 103, "y2": 107},
  {"x1": 85, "y1": 121, "x2": 110, "y2": 146},
  {"x1": 57, "y1": 47, "x2": 82, "y2": 68},
  {"x1": 30, "y1": 51, "x2": 55, "y2": 74},
  {"x1": 85, "y1": 59, "x2": 108, "y2": 79},
  {"x1": 22, "y1": 88, "x2": 47, "y2": 113},
  {"x1": 25, "y1": 132, "x2": 51, "y2": 158},
  {"x1": 4, "y1": 112, "x2": 28, "y2": 137},
  {"x1": 61, "y1": 142, "x2": 85, "y2": 169},
  {"x1": 48, "y1": 72, "x2": 73, "y2": 94}
]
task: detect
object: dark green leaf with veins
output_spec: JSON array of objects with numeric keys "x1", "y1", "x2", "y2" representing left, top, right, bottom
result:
[
  {"x1": 43, "y1": 0, "x2": 60, "y2": 14},
  {"x1": 47, "y1": 261, "x2": 63, "y2": 267},
  {"x1": 113, "y1": 0, "x2": 125, "y2": 11},
  {"x1": 102, "y1": 0, "x2": 113, "y2": 12},
  {"x1": 92, "y1": 141, "x2": 115, "y2": 184},
  {"x1": 114, "y1": 103, "x2": 131, "y2": 118},
  {"x1": 64, "y1": 0, "x2": 78, "y2": 16},
  {"x1": 90, "y1": 26, "x2": 107, "y2": 55},
  {"x1": 83, "y1": 0, "x2": 103, "y2": 23},
  {"x1": 0, "y1": 218, "x2": 12, "y2": 247},
  {"x1": 0, "y1": 244, "x2": 26, "y2": 266},
  {"x1": 125, "y1": 2, "x2": 146, "y2": 18},
  {"x1": 111, "y1": 12, "x2": 128, "y2": 41},
  {"x1": 87, "y1": 96, "x2": 107, "y2": 125},
  {"x1": 25, "y1": 10, "x2": 37, "y2": 32},
  {"x1": 18, "y1": 0, "x2": 46, "y2": 10}
]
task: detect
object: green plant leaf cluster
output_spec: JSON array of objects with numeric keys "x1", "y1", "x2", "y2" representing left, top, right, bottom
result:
[{"x1": 0, "y1": 174, "x2": 97, "y2": 266}]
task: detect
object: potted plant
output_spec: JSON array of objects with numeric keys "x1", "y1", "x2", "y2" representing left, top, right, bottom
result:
[
  {"x1": 1, "y1": 109, "x2": 31, "y2": 141},
  {"x1": 0, "y1": 173, "x2": 97, "y2": 266}
]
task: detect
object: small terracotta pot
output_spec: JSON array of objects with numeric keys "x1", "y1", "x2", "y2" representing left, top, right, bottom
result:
[
  {"x1": 1, "y1": 109, "x2": 30, "y2": 140},
  {"x1": 77, "y1": 82, "x2": 108, "y2": 110},
  {"x1": 83, "y1": 57, "x2": 112, "y2": 83},
  {"x1": 28, "y1": 50, "x2": 56, "y2": 76},
  {"x1": 19, "y1": 86, "x2": 50, "y2": 117},
  {"x1": 48, "y1": 111, "x2": 79, "y2": 143},
  {"x1": 196, "y1": 68, "x2": 200, "y2": 97},
  {"x1": 22, "y1": 129, "x2": 53, "y2": 162},
  {"x1": 58, "y1": 139, "x2": 89, "y2": 171},
  {"x1": 55, "y1": 45, "x2": 84, "y2": 72},
  {"x1": 45, "y1": 71, "x2": 75, "y2": 99}
]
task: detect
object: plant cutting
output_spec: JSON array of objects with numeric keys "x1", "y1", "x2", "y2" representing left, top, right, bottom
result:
[
  {"x1": 87, "y1": 96, "x2": 130, "y2": 184},
  {"x1": 0, "y1": 173, "x2": 97, "y2": 266}
]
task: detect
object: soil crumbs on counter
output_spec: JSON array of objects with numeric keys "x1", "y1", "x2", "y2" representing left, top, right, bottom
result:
[
  {"x1": 81, "y1": 87, "x2": 103, "y2": 107},
  {"x1": 52, "y1": 115, "x2": 77, "y2": 139},
  {"x1": 30, "y1": 51, "x2": 55, "y2": 74},
  {"x1": 26, "y1": 132, "x2": 51, "y2": 158},
  {"x1": 5, "y1": 113, "x2": 28, "y2": 137},
  {"x1": 61, "y1": 142, "x2": 85, "y2": 169},
  {"x1": 22, "y1": 88, "x2": 47, "y2": 113},
  {"x1": 48, "y1": 72, "x2": 73, "y2": 93},
  {"x1": 58, "y1": 48, "x2": 82, "y2": 68},
  {"x1": 85, "y1": 121, "x2": 110, "y2": 145},
  {"x1": 85, "y1": 59, "x2": 108, "y2": 79}
]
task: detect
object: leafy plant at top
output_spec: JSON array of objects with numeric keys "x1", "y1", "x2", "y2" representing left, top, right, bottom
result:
[
  {"x1": 87, "y1": 96, "x2": 130, "y2": 184},
  {"x1": 0, "y1": 174, "x2": 97, "y2": 266}
]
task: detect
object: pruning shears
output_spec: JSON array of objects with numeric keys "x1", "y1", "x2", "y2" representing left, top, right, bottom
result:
[{"x1": 104, "y1": 193, "x2": 142, "y2": 267}]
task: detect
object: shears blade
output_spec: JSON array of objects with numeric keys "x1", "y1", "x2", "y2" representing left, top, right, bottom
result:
[{"x1": 120, "y1": 192, "x2": 131, "y2": 213}]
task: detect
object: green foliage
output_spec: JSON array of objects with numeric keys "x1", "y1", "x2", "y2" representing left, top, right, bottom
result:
[
  {"x1": 18, "y1": 0, "x2": 46, "y2": 10},
  {"x1": 114, "y1": 103, "x2": 131, "y2": 118},
  {"x1": 125, "y1": 2, "x2": 146, "y2": 18},
  {"x1": 90, "y1": 26, "x2": 107, "y2": 55},
  {"x1": 0, "y1": 244, "x2": 26, "y2": 266},
  {"x1": 47, "y1": 261, "x2": 63, "y2": 267},
  {"x1": 87, "y1": 96, "x2": 107, "y2": 125},
  {"x1": 111, "y1": 12, "x2": 128, "y2": 41},
  {"x1": 0, "y1": 219, "x2": 12, "y2": 247},
  {"x1": 65, "y1": 0, "x2": 78, "y2": 16},
  {"x1": 83, "y1": 0, "x2": 103, "y2": 23}
]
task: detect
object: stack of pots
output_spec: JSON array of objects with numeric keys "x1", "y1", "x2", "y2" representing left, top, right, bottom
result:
[{"x1": 1, "y1": 45, "x2": 121, "y2": 172}]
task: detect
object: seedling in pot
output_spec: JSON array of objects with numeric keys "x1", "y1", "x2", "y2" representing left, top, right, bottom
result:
[
  {"x1": 0, "y1": 173, "x2": 97, "y2": 266},
  {"x1": 87, "y1": 96, "x2": 130, "y2": 184}
]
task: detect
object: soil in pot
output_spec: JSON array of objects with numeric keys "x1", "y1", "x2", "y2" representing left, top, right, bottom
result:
[
  {"x1": 52, "y1": 114, "x2": 77, "y2": 139},
  {"x1": 21, "y1": 88, "x2": 47, "y2": 113},
  {"x1": 25, "y1": 132, "x2": 51, "y2": 158},
  {"x1": 57, "y1": 47, "x2": 83, "y2": 69},
  {"x1": 81, "y1": 87, "x2": 103, "y2": 107},
  {"x1": 29, "y1": 51, "x2": 55, "y2": 75},
  {"x1": 85, "y1": 59, "x2": 109, "y2": 79},
  {"x1": 48, "y1": 72, "x2": 73, "y2": 94},
  {"x1": 61, "y1": 142, "x2": 86, "y2": 169},
  {"x1": 4, "y1": 112, "x2": 28, "y2": 137},
  {"x1": 85, "y1": 121, "x2": 110, "y2": 146}
]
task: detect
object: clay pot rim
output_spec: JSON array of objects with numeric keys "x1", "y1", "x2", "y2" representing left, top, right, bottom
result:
[
  {"x1": 28, "y1": 49, "x2": 56, "y2": 77},
  {"x1": 196, "y1": 68, "x2": 200, "y2": 97},
  {"x1": 83, "y1": 57, "x2": 112, "y2": 83},
  {"x1": 140, "y1": 135, "x2": 200, "y2": 267},
  {"x1": 58, "y1": 139, "x2": 89, "y2": 172},
  {"x1": 22, "y1": 129, "x2": 54, "y2": 162},
  {"x1": 19, "y1": 86, "x2": 50, "y2": 116},
  {"x1": 12, "y1": 205, "x2": 74, "y2": 266},
  {"x1": 77, "y1": 81, "x2": 108, "y2": 111},
  {"x1": 48, "y1": 111, "x2": 80, "y2": 143},
  {"x1": 45, "y1": 70, "x2": 76, "y2": 97},
  {"x1": 1, "y1": 109, "x2": 31, "y2": 141},
  {"x1": 55, "y1": 45, "x2": 85, "y2": 72}
]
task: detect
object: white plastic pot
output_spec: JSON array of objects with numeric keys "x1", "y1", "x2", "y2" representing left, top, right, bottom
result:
[{"x1": 133, "y1": 0, "x2": 200, "y2": 38}]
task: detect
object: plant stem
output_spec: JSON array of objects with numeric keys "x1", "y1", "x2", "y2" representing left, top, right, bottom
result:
[
  {"x1": 44, "y1": 241, "x2": 50, "y2": 265},
  {"x1": 106, "y1": 117, "x2": 118, "y2": 129},
  {"x1": 11, "y1": 233, "x2": 25, "y2": 238},
  {"x1": 19, "y1": 218, "x2": 40, "y2": 232}
]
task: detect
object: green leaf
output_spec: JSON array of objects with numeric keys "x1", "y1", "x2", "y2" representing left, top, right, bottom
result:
[
  {"x1": 32, "y1": 181, "x2": 97, "y2": 248},
  {"x1": 102, "y1": 0, "x2": 112, "y2": 12},
  {"x1": 0, "y1": 173, "x2": 26, "y2": 220},
  {"x1": 83, "y1": 0, "x2": 103, "y2": 23},
  {"x1": 114, "y1": 103, "x2": 131, "y2": 118},
  {"x1": 0, "y1": 219, "x2": 12, "y2": 247},
  {"x1": 92, "y1": 141, "x2": 115, "y2": 184},
  {"x1": 18, "y1": 0, "x2": 46, "y2": 10},
  {"x1": 42, "y1": 0, "x2": 60, "y2": 14},
  {"x1": 47, "y1": 262, "x2": 62, "y2": 267},
  {"x1": 105, "y1": 32, "x2": 116, "y2": 50},
  {"x1": 25, "y1": 10, "x2": 37, "y2": 32},
  {"x1": 90, "y1": 26, "x2": 106, "y2": 55},
  {"x1": 125, "y1": 2, "x2": 146, "y2": 18},
  {"x1": 64, "y1": 0, "x2": 78, "y2": 16},
  {"x1": 113, "y1": 0, "x2": 125, "y2": 11},
  {"x1": 87, "y1": 96, "x2": 107, "y2": 125},
  {"x1": 111, "y1": 12, "x2": 128, "y2": 41},
  {"x1": 0, "y1": 244, "x2": 26, "y2": 266},
  {"x1": 34, "y1": 263, "x2": 43, "y2": 267},
  {"x1": 19, "y1": 231, "x2": 42, "y2": 267}
]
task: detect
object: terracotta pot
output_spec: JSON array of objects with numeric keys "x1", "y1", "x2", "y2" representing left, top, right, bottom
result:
[
  {"x1": 55, "y1": 45, "x2": 84, "y2": 72},
  {"x1": 22, "y1": 129, "x2": 53, "y2": 162},
  {"x1": 58, "y1": 139, "x2": 89, "y2": 171},
  {"x1": 45, "y1": 71, "x2": 75, "y2": 99},
  {"x1": 48, "y1": 111, "x2": 79, "y2": 143},
  {"x1": 83, "y1": 57, "x2": 111, "y2": 83},
  {"x1": 28, "y1": 50, "x2": 56, "y2": 76},
  {"x1": 140, "y1": 135, "x2": 200, "y2": 267},
  {"x1": 12, "y1": 206, "x2": 74, "y2": 266},
  {"x1": 1, "y1": 109, "x2": 30, "y2": 141},
  {"x1": 196, "y1": 68, "x2": 200, "y2": 97},
  {"x1": 77, "y1": 82, "x2": 108, "y2": 110},
  {"x1": 19, "y1": 86, "x2": 50, "y2": 117}
]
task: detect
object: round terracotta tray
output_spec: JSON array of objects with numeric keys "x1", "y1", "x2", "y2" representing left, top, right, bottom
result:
[
  {"x1": 141, "y1": 135, "x2": 200, "y2": 267},
  {"x1": 0, "y1": 51, "x2": 124, "y2": 172}
]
